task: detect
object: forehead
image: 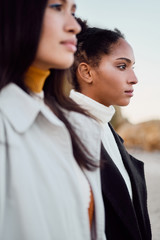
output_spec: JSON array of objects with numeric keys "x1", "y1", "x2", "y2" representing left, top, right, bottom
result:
[
  {"x1": 110, "y1": 38, "x2": 134, "y2": 57},
  {"x1": 96, "y1": 38, "x2": 135, "y2": 67}
]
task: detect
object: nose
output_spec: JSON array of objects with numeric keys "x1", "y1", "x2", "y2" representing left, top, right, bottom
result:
[
  {"x1": 64, "y1": 15, "x2": 81, "y2": 35},
  {"x1": 128, "y1": 70, "x2": 138, "y2": 85}
]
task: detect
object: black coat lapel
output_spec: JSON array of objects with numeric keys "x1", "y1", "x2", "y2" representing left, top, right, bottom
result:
[
  {"x1": 101, "y1": 144, "x2": 141, "y2": 239},
  {"x1": 108, "y1": 123, "x2": 152, "y2": 240}
]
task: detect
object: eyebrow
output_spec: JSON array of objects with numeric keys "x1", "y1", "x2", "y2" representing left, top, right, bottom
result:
[{"x1": 116, "y1": 57, "x2": 135, "y2": 64}]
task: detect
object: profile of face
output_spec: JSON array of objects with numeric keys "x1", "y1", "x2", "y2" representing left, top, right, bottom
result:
[
  {"x1": 32, "y1": 0, "x2": 81, "y2": 70},
  {"x1": 79, "y1": 38, "x2": 138, "y2": 107}
]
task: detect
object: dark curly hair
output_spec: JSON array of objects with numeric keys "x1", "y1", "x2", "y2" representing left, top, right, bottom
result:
[{"x1": 71, "y1": 17, "x2": 125, "y2": 91}]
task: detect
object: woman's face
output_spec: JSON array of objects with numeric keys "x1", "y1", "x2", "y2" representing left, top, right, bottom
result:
[
  {"x1": 32, "y1": 0, "x2": 81, "y2": 70},
  {"x1": 88, "y1": 38, "x2": 138, "y2": 107}
]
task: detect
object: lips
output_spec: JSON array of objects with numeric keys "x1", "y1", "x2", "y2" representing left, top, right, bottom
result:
[
  {"x1": 125, "y1": 90, "x2": 133, "y2": 93},
  {"x1": 124, "y1": 89, "x2": 134, "y2": 97},
  {"x1": 61, "y1": 39, "x2": 77, "y2": 52}
]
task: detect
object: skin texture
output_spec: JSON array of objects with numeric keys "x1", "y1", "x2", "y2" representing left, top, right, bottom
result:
[
  {"x1": 78, "y1": 38, "x2": 138, "y2": 107},
  {"x1": 32, "y1": 0, "x2": 81, "y2": 70}
]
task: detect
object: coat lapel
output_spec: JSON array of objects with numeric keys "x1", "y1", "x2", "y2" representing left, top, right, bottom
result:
[
  {"x1": 101, "y1": 144, "x2": 141, "y2": 239},
  {"x1": 108, "y1": 123, "x2": 151, "y2": 240}
]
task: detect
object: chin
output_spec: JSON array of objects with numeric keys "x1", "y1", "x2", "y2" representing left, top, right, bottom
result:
[
  {"x1": 54, "y1": 57, "x2": 74, "y2": 69},
  {"x1": 63, "y1": 61, "x2": 74, "y2": 69},
  {"x1": 120, "y1": 101, "x2": 130, "y2": 106},
  {"x1": 64, "y1": 57, "x2": 74, "y2": 68}
]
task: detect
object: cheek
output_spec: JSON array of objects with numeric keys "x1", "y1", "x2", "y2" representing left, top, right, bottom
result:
[
  {"x1": 41, "y1": 26, "x2": 56, "y2": 46},
  {"x1": 97, "y1": 73, "x2": 114, "y2": 88},
  {"x1": 40, "y1": 12, "x2": 59, "y2": 46},
  {"x1": 37, "y1": 23, "x2": 57, "y2": 58},
  {"x1": 95, "y1": 66, "x2": 114, "y2": 83}
]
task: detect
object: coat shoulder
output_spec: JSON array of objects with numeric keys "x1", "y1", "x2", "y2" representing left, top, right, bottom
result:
[{"x1": 67, "y1": 111, "x2": 101, "y2": 161}]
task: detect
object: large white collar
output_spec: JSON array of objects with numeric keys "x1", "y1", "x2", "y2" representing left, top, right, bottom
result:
[
  {"x1": 70, "y1": 89, "x2": 115, "y2": 124},
  {"x1": 0, "y1": 83, "x2": 63, "y2": 133},
  {"x1": 0, "y1": 84, "x2": 101, "y2": 163}
]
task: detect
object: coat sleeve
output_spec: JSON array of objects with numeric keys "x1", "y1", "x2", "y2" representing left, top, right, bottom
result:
[{"x1": 0, "y1": 112, "x2": 8, "y2": 233}]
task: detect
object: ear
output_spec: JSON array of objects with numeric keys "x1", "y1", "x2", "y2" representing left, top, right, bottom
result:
[{"x1": 77, "y1": 62, "x2": 93, "y2": 84}]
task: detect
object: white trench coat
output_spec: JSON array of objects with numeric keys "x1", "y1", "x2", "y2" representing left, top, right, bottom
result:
[{"x1": 0, "y1": 84, "x2": 106, "y2": 240}]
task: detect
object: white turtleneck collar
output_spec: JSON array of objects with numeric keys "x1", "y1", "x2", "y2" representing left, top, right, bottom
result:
[
  {"x1": 70, "y1": 89, "x2": 133, "y2": 200},
  {"x1": 70, "y1": 89, "x2": 115, "y2": 124}
]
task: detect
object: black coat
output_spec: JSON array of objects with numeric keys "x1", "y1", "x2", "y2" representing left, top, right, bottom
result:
[{"x1": 101, "y1": 124, "x2": 152, "y2": 240}]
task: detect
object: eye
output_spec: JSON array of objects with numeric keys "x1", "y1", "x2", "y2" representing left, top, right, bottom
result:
[
  {"x1": 71, "y1": 5, "x2": 77, "y2": 17},
  {"x1": 49, "y1": 3, "x2": 62, "y2": 11},
  {"x1": 117, "y1": 64, "x2": 126, "y2": 70}
]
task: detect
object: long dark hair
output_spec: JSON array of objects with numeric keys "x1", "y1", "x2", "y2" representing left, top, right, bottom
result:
[
  {"x1": 71, "y1": 17, "x2": 125, "y2": 91},
  {"x1": 0, "y1": 0, "x2": 97, "y2": 170}
]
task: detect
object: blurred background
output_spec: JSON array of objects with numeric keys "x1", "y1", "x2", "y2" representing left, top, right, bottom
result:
[
  {"x1": 75, "y1": 1, "x2": 160, "y2": 239},
  {"x1": 76, "y1": 0, "x2": 160, "y2": 124}
]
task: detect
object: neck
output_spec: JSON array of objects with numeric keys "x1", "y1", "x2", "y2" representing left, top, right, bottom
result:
[
  {"x1": 24, "y1": 66, "x2": 50, "y2": 93},
  {"x1": 70, "y1": 89, "x2": 115, "y2": 123}
]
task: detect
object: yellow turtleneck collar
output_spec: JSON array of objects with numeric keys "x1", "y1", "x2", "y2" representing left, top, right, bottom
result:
[{"x1": 24, "y1": 66, "x2": 50, "y2": 93}]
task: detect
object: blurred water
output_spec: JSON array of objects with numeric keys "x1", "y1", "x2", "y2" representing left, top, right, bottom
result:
[{"x1": 128, "y1": 149, "x2": 160, "y2": 240}]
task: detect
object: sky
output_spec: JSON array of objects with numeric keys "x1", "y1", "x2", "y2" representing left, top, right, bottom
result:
[{"x1": 76, "y1": 0, "x2": 160, "y2": 124}]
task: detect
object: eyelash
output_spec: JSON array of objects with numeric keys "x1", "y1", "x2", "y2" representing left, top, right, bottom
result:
[
  {"x1": 117, "y1": 64, "x2": 126, "y2": 70},
  {"x1": 49, "y1": 3, "x2": 76, "y2": 16}
]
